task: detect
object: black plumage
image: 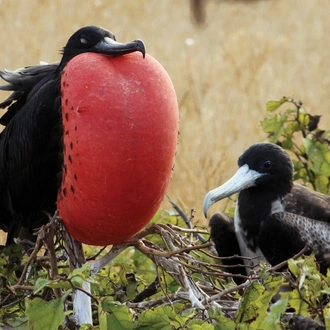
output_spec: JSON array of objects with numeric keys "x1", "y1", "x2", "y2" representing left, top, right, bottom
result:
[
  {"x1": 203, "y1": 142, "x2": 330, "y2": 276},
  {"x1": 0, "y1": 26, "x2": 145, "y2": 244},
  {"x1": 209, "y1": 213, "x2": 245, "y2": 283}
]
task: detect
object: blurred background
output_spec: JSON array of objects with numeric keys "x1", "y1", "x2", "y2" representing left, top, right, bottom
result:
[{"x1": 0, "y1": 0, "x2": 330, "y2": 227}]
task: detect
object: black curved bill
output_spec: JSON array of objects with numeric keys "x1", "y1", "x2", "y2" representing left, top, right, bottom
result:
[{"x1": 94, "y1": 37, "x2": 146, "y2": 58}]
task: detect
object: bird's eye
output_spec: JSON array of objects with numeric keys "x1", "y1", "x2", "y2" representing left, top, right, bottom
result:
[
  {"x1": 262, "y1": 160, "x2": 273, "y2": 169},
  {"x1": 80, "y1": 35, "x2": 88, "y2": 45}
]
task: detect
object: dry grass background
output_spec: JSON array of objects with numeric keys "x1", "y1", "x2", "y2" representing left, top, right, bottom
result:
[{"x1": 1, "y1": 0, "x2": 330, "y2": 229}]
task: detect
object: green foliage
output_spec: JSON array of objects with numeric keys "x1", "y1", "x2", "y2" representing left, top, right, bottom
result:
[
  {"x1": 1, "y1": 98, "x2": 330, "y2": 329},
  {"x1": 26, "y1": 294, "x2": 71, "y2": 330},
  {"x1": 234, "y1": 275, "x2": 283, "y2": 329},
  {"x1": 262, "y1": 96, "x2": 330, "y2": 194},
  {"x1": 98, "y1": 300, "x2": 133, "y2": 330}
]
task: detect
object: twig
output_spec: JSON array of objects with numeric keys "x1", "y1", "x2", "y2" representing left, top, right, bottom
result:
[
  {"x1": 269, "y1": 244, "x2": 310, "y2": 272},
  {"x1": 167, "y1": 195, "x2": 208, "y2": 244},
  {"x1": 17, "y1": 231, "x2": 43, "y2": 285},
  {"x1": 167, "y1": 224, "x2": 208, "y2": 235},
  {"x1": 42, "y1": 214, "x2": 61, "y2": 298},
  {"x1": 134, "y1": 239, "x2": 212, "y2": 259},
  {"x1": 205, "y1": 279, "x2": 252, "y2": 304},
  {"x1": 89, "y1": 244, "x2": 128, "y2": 276}
]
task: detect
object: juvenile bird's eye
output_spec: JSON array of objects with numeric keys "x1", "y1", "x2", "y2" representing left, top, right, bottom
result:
[{"x1": 263, "y1": 160, "x2": 273, "y2": 169}]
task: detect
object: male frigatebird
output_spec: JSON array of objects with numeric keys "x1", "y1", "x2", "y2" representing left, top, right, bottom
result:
[
  {"x1": 203, "y1": 142, "x2": 330, "y2": 278},
  {"x1": 0, "y1": 26, "x2": 146, "y2": 244}
]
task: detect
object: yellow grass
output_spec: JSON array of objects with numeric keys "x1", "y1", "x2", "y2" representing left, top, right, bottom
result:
[{"x1": 1, "y1": 0, "x2": 330, "y2": 232}]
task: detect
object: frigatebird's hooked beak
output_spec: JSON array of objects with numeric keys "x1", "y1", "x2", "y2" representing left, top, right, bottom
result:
[
  {"x1": 94, "y1": 37, "x2": 146, "y2": 58},
  {"x1": 203, "y1": 164, "x2": 266, "y2": 218}
]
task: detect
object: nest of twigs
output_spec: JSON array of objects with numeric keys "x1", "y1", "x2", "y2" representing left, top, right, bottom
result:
[{"x1": 0, "y1": 201, "x2": 326, "y2": 330}]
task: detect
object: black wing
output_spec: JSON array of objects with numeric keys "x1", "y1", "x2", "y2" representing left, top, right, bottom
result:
[
  {"x1": 0, "y1": 65, "x2": 63, "y2": 243},
  {"x1": 0, "y1": 63, "x2": 59, "y2": 126},
  {"x1": 284, "y1": 184, "x2": 330, "y2": 222}
]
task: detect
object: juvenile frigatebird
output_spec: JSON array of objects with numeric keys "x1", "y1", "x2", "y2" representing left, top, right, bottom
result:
[
  {"x1": 203, "y1": 142, "x2": 330, "y2": 277},
  {"x1": 0, "y1": 26, "x2": 145, "y2": 244}
]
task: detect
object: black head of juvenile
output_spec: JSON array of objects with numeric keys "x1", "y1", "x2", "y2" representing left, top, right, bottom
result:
[
  {"x1": 238, "y1": 142, "x2": 293, "y2": 196},
  {"x1": 59, "y1": 25, "x2": 145, "y2": 69},
  {"x1": 203, "y1": 142, "x2": 294, "y2": 218}
]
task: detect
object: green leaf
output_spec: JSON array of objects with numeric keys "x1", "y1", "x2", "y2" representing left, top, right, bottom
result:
[
  {"x1": 304, "y1": 139, "x2": 330, "y2": 176},
  {"x1": 125, "y1": 273, "x2": 138, "y2": 300},
  {"x1": 266, "y1": 98, "x2": 288, "y2": 112},
  {"x1": 288, "y1": 289, "x2": 309, "y2": 316},
  {"x1": 136, "y1": 305, "x2": 183, "y2": 329},
  {"x1": 48, "y1": 279, "x2": 72, "y2": 290},
  {"x1": 288, "y1": 259, "x2": 299, "y2": 277},
  {"x1": 323, "y1": 304, "x2": 330, "y2": 329},
  {"x1": 26, "y1": 297, "x2": 70, "y2": 330},
  {"x1": 209, "y1": 307, "x2": 235, "y2": 330},
  {"x1": 234, "y1": 277, "x2": 282, "y2": 328},
  {"x1": 33, "y1": 278, "x2": 53, "y2": 294},
  {"x1": 99, "y1": 300, "x2": 133, "y2": 330},
  {"x1": 69, "y1": 262, "x2": 92, "y2": 280},
  {"x1": 261, "y1": 113, "x2": 287, "y2": 142},
  {"x1": 188, "y1": 320, "x2": 214, "y2": 330},
  {"x1": 234, "y1": 284, "x2": 265, "y2": 326},
  {"x1": 263, "y1": 292, "x2": 289, "y2": 329},
  {"x1": 315, "y1": 175, "x2": 329, "y2": 194},
  {"x1": 1, "y1": 317, "x2": 29, "y2": 330},
  {"x1": 281, "y1": 138, "x2": 293, "y2": 150}
]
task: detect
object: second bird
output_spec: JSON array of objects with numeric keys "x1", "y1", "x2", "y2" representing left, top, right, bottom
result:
[{"x1": 203, "y1": 142, "x2": 330, "y2": 279}]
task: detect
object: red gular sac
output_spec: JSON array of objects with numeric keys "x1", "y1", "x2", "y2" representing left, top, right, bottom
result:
[{"x1": 58, "y1": 52, "x2": 179, "y2": 246}]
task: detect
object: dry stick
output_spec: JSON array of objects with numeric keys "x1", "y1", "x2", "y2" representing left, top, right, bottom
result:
[
  {"x1": 174, "y1": 257, "x2": 247, "y2": 280},
  {"x1": 89, "y1": 223, "x2": 210, "y2": 276},
  {"x1": 206, "y1": 279, "x2": 252, "y2": 304},
  {"x1": 132, "y1": 224, "x2": 242, "y2": 306},
  {"x1": 134, "y1": 231, "x2": 220, "y2": 310},
  {"x1": 17, "y1": 233, "x2": 43, "y2": 285},
  {"x1": 137, "y1": 227, "x2": 249, "y2": 281},
  {"x1": 133, "y1": 237, "x2": 207, "y2": 307},
  {"x1": 10, "y1": 284, "x2": 35, "y2": 291},
  {"x1": 153, "y1": 255, "x2": 173, "y2": 305},
  {"x1": 167, "y1": 196, "x2": 220, "y2": 258},
  {"x1": 135, "y1": 240, "x2": 213, "y2": 259},
  {"x1": 167, "y1": 195, "x2": 209, "y2": 244},
  {"x1": 89, "y1": 244, "x2": 128, "y2": 276},
  {"x1": 167, "y1": 224, "x2": 209, "y2": 234},
  {"x1": 43, "y1": 217, "x2": 61, "y2": 298}
]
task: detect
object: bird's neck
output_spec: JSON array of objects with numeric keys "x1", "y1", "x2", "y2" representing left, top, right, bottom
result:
[{"x1": 235, "y1": 188, "x2": 285, "y2": 251}]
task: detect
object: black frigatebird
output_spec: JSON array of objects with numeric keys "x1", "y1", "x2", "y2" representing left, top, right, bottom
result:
[
  {"x1": 203, "y1": 142, "x2": 330, "y2": 277},
  {"x1": 0, "y1": 26, "x2": 145, "y2": 244}
]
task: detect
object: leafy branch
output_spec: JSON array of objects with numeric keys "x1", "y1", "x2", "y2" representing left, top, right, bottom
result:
[{"x1": 262, "y1": 96, "x2": 330, "y2": 193}]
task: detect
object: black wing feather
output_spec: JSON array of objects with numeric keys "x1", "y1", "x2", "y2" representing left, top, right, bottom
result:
[
  {"x1": 0, "y1": 64, "x2": 63, "y2": 243},
  {"x1": 0, "y1": 63, "x2": 59, "y2": 126}
]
